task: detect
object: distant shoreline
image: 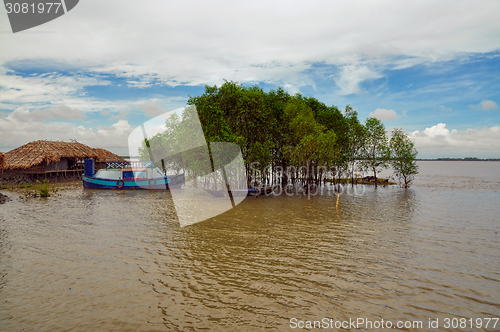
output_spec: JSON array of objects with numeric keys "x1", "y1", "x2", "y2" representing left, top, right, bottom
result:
[{"x1": 417, "y1": 158, "x2": 500, "y2": 161}]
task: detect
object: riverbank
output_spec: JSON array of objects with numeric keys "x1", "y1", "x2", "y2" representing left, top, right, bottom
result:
[
  {"x1": 325, "y1": 177, "x2": 398, "y2": 186},
  {"x1": 0, "y1": 179, "x2": 81, "y2": 191},
  {"x1": 0, "y1": 175, "x2": 81, "y2": 189}
]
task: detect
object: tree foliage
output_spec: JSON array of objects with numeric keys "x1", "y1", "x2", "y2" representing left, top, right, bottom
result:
[
  {"x1": 360, "y1": 117, "x2": 390, "y2": 188},
  {"x1": 139, "y1": 81, "x2": 418, "y2": 190},
  {"x1": 390, "y1": 128, "x2": 419, "y2": 188}
]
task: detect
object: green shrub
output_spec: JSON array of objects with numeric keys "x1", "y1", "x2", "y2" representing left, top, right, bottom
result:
[
  {"x1": 20, "y1": 179, "x2": 58, "y2": 199},
  {"x1": 40, "y1": 179, "x2": 50, "y2": 197}
]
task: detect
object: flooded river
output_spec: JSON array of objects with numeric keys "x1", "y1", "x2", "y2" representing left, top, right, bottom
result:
[{"x1": 1, "y1": 161, "x2": 499, "y2": 331}]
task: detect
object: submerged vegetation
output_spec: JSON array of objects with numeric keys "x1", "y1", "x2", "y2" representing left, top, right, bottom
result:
[
  {"x1": 20, "y1": 179, "x2": 59, "y2": 199},
  {"x1": 139, "y1": 81, "x2": 418, "y2": 189}
]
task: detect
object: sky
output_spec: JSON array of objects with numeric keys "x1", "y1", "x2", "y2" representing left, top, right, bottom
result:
[{"x1": 0, "y1": 0, "x2": 499, "y2": 158}]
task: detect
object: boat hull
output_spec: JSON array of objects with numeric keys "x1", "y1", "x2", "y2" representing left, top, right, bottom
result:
[{"x1": 82, "y1": 174, "x2": 184, "y2": 190}]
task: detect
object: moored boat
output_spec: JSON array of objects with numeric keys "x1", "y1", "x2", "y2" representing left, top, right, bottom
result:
[{"x1": 82, "y1": 159, "x2": 184, "y2": 190}]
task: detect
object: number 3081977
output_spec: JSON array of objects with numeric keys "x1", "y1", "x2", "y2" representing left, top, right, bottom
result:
[
  {"x1": 5, "y1": 2, "x2": 62, "y2": 14},
  {"x1": 444, "y1": 318, "x2": 498, "y2": 329}
]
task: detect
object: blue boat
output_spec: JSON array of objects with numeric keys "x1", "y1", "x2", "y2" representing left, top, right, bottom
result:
[{"x1": 82, "y1": 159, "x2": 184, "y2": 190}]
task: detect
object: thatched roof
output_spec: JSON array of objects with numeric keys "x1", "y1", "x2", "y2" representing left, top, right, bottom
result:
[
  {"x1": 4, "y1": 140, "x2": 123, "y2": 170},
  {"x1": 94, "y1": 148, "x2": 126, "y2": 162}
]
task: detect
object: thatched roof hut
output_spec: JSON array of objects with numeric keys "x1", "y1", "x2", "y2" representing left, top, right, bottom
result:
[
  {"x1": 5, "y1": 140, "x2": 100, "y2": 170},
  {"x1": 4, "y1": 140, "x2": 124, "y2": 173}
]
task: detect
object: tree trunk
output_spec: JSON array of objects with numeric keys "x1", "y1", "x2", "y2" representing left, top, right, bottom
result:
[
  {"x1": 332, "y1": 169, "x2": 336, "y2": 190},
  {"x1": 351, "y1": 160, "x2": 355, "y2": 187}
]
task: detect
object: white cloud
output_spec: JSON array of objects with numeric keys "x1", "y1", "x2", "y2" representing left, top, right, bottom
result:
[
  {"x1": 480, "y1": 100, "x2": 498, "y2": 110},
  {"x1": 97, "y1": 120, "x2": 132, "y2": 138},
  {"x1": 283, "y1": 83, "x2": 301, "y2": 95},
  {"x1": 1, "y1": 1, "x2": 500, "y2": 156},
  {"x1": 0, "y1": 69, "x2": 110, "y2": 108},
  {"x1": 439, "y1": 105, "x2": 452, "y2": 111},
  {"x1": 107, "y1": 110, "x2": 129, "y2": 121},
  {"x1": 369, "y1": 108, "x2": 399, "y2": 121},
  {"x1": 142, "y1": 102, "x2": 169, "y2": 117},
  {"x1": 334, "y1": 65, "x2": 382, "y2": 95},
  {"x1": 7, "y1": 105, "x2": 84, "y2": 122},
  {"x1": 469, "y1": 100, "x2": 499, "y2": 111},
  {"x1": 0, "y1": 67, "x2": 188, "y2": 117},
  {"x1": 0, "y1": 110, "x2": 133, "y2": 154},
  {"x1": 1, "y1": 0, "x2": 499, "y2": 92},
  {"x1": 409, "y1": 123, "x2": 500, "y2": 157},
  {"x1": 418, "y1": 123, "x2": 451, "y2": 138}
]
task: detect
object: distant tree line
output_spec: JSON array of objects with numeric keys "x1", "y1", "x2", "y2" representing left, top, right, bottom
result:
[{"x1": 141, "y1": 81, "x2": 419, "y2": 189}]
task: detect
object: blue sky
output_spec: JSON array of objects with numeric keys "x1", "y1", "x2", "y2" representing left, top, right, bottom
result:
[{"x1": 1, "y1": 0, "x2": 499, "y2": 158}]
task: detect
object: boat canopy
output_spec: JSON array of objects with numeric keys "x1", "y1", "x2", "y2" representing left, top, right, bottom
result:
[{"x1": 105, "y1": 161, "x2": 154, "y2": 169}]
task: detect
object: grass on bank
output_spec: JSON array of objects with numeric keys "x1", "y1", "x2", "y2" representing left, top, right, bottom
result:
[{"x1": 19, "y1": 179, "x2": 60, "y2": 198}]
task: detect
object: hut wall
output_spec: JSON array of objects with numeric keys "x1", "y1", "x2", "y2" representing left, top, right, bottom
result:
[
  {"x1": 5, "y1": 164, "x2": 44, "y2": 174},
  {"x1": 45, "y1": 158, "x2": 69, "y2": 172}
]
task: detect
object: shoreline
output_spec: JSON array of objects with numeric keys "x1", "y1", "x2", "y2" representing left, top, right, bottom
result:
[
  {"x1": 0, "y1": 178, "x2": 397, "y2": 192},
  {"x1": 0, "y1": 179, "x2": 81, "y2": 191},
  {"x1": 417, "y1": 159, "x2": 500, "y2": 161}
]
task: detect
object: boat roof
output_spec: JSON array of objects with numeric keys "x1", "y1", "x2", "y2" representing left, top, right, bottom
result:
[
  {"x1": 105, "y1": 161, "x2": 154, "y2": 169},
  {"x1": 100, "y1": 168, "x2": 151, "y2": 171}
]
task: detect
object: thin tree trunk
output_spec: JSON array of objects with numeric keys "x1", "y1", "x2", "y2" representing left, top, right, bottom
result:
[{"x1": 351, "y1": 160, "x2": 355, "y2": 187}]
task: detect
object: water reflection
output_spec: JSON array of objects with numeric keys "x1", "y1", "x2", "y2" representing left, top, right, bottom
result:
[{"x1": 142, "y1": 186, "x2": 422, "y2": 330}]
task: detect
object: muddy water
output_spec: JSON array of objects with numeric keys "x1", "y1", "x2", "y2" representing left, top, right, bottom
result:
[{"x1": 0, "y1": 161, "x2": 499, "y2": 331}]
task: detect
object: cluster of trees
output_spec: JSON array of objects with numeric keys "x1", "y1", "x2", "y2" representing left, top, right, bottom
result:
[{"x1": 140, "y1": 81, "x2": 418, "y2": 189}]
